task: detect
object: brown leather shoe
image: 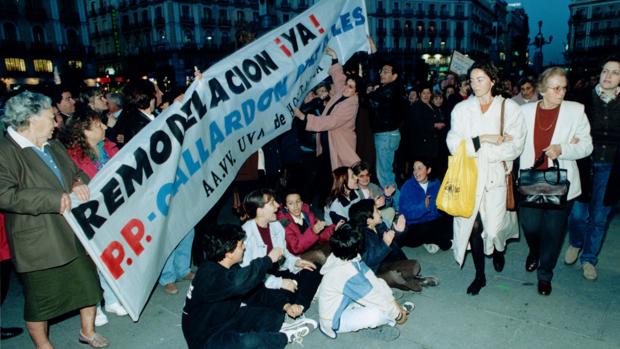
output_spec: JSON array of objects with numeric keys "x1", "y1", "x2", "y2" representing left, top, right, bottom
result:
[
  {"x1": 537, "y1": 280, "x2": 552, "y2": 296},
  {"x1": 525, "y1": 254, "x2": 538, "y2": 272}
]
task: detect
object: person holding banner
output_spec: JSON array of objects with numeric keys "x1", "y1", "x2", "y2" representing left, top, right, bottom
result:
[
  {"x1": 293, "y1": 47, "x2": 361, "y2": 170},
  {"x1": 446, "y1": 61, "x2": 525, "y2": 295},
  {"x1": 0, "y1": 91, "x2": 108, "y2": 348},
  {"x1": 62, "y1": 105, "x2": 129, "y2": 319},
  {"x1": 241, "y1": 189, "x2": 322, "y2": 313},
  {"x1": 113, "y1": 79, "x2": 158, "y2": 147}
]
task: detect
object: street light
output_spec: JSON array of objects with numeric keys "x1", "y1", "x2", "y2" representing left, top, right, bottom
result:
[{"x1": 529, "y1": 20, "x2": 552, "y2": 73}]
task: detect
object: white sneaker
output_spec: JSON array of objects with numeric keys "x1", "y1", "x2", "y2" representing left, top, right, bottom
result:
[
  {"x1": 423, "y1": 244, "x2": 440, "y2": 254},
  {"x1": 280, "y1": 317, "x2": 318, "y2": 332},
  {"x1": 105, "y1": 302, "x2": 128, "y2": 316},
  {"x1": 95, "y1": 306, "x2": 109, "y2": 327},
  {"x1": 280, "y1": 318, "x2": 317, "y2": 344},
  {"x1": 402, "y1": 301, "x2": 415, "y2": 314}
]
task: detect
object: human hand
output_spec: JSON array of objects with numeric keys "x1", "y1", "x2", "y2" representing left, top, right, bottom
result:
[
  {"x1": 543, "y1": 144, "x2": 562, "y2": 160},
  {"x1": 480, "y1": 134, "x2": 510, "y2": 145},
  {"x1": 295, "y1": 259, "x2": 316, "y2": 271},
  {"x1": 374, "y1": 195, "x2": 385, "y2": 208},
  {"x1": 383, "y1": 230, "x2": 395, "y2": 246},
  {"x1": 72, "y1": 184, "x2": 90, "y2": 202},
  {"x1": 268, "y1": 247, "x2": 284, "y2": 263},
  {"x1": 283, "y1": 303, "x2": 304, "y2": 318},
  {"x1": 59, "y1": 193, "x2": 71, "y2": 214},
  {"x1": 433, "y1": 122, "x2": 446, "y2": 130},
  {"x1": 193, "y1": 66, "x2": 203, "y2": 81},
  {"x1": 313, "y1": 220, "x2": 326, "y2": 234},
  {"x1": 393, "y1": 214, "x2": 406, "y2": 232},
  {"x1": 367, "y1": 36, "x2": 377, "y2": 53},
  {"x1": 293, "y1": 107, "x2": 306, "y2": 120},
  {"x1": 384, "y1": 185, "x2": 396, "y2": 197},
  {"x1": 281, "y1": 279, "x2": 298, "y2": 292},
  {"x1": 335, "y1": 219, "x2": 346, "y2": 230},
  {"x1": 570, "y1": 137, "x2": 580, "y2": 144},
  {"x1": 116, "y1": 134, "x2": 125, "y2": 144},
  {"x1": 325, "y1": 47, "x2": 337, "y2": 59}
]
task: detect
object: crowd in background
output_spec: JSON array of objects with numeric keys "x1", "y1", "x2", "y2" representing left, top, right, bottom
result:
[{"x1": 0, "y1": 35, "x2": 618, "y2": 349}]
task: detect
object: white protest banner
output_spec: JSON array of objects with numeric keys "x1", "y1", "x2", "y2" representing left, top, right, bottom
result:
[
  {"x1": 449, "y1": 50, "x2": 475, "y2": 76},
  {"x1": 63, "y1": 0, "x2": 370, "y2": 321}
]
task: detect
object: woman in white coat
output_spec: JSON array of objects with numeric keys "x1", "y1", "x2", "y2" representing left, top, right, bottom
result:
[
  {"x1": 519, "y1": 67, "x2": 592, "y2": 296},
  {"x1": 446, "y1": 61, "x2": 526, "y2": 295}
]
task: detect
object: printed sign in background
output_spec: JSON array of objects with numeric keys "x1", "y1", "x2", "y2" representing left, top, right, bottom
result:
[
  {"x1": 63, "y1": 0, "x2": 370, "y2": 321},
  {"x1": 449, "y1": 50, "x2": 475, "y2": 76}
]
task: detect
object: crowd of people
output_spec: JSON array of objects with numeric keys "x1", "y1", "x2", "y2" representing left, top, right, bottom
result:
[{"x1": 0, "y1": 36, "x2": 618, "y2": 349}]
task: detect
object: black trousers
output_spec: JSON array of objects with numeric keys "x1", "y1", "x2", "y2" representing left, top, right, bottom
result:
[
  {"x1": 520, "y1": 202, "x2": 573, "y2": 282},
  {"x1": 204, "y1": 305, "x2": 287, "y2": 349},
  {"x1": 270, "y1": 268, "x2": 322, "y2": 311},
  {"x1": 398, "y1": 215, "x2": 453, "y2": 250}
]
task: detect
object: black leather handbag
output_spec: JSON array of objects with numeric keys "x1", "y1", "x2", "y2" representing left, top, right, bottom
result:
[{"x1": 517, "y1": 153, "x2": 570, "y2": 209}]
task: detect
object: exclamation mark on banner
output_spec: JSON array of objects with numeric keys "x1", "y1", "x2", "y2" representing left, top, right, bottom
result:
[
  {"x1": 309, "y1": 14, "x2": 325, "y2": 34},
  {"x1": 274, "y1": 37, "x2": 292, "y2": 57}
]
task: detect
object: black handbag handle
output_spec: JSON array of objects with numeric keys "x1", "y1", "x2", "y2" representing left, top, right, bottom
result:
[{"x1": 530, "y1": 152, "x2": 562, "y2": 183}]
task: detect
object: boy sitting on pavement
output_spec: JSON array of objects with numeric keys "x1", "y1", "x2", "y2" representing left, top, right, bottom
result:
[
  {"x1": 182, "y1": 224, "x2": 316, "y2": 349},
  {"x1": 318, "y1": 223, "x2": 414, "y2": 340}
]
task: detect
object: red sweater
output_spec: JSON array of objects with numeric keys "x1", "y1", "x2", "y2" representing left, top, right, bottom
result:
[
  {"x1": 534, "y1": 104, "x2": 560, "y2": 170},
  {"x1": 277, "y1": 203, "x2": 335, "y2": 255},
  {"x1": 67, "y1": 139, "x2": 119, "y2": 179}
]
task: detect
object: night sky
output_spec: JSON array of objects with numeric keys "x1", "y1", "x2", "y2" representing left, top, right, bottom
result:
[{"x1": 519, "y1": 0, "x2": 570, "y2": 65}]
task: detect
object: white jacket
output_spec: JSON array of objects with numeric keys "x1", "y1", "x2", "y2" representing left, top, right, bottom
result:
[
  {"x1": 446, "y1": 96, "x2": 526, "y2": 265},
  {"x1": 317, "y1": 254, "x2": 400, "y2": 338},
  {"x1": 519, "y1": 100, "x2": 593, "y2": 200},
  {"x1": 241, "y1": 220, "x2": 300, "y2": 289}
]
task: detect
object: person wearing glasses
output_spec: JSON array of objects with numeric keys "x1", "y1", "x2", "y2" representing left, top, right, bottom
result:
[
  {"x1": 519, "y1": 67, "x2": 592, "y2": 295},
  {"x1": 446, "y1": 61, "x2": 526, "y2": 296}
]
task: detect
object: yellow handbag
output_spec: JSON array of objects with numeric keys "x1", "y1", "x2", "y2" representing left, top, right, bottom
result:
[{"x1": 436, "y1": 140, "x2": 478, "y2": 217}]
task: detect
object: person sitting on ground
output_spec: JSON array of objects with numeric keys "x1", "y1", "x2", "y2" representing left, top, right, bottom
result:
[
  {"x1": 318, "y1": 223, "x2": 413, "y2": 340},
  {"x1": 323, "y1": 166, "x2": 360, "y2": 225},
  {"x1": 241, "y1": 189, "x2": 322, "y2": 312},
  {"x1": 182, "y1": 224, "x2": 317, "y2": 349},
  {"x1": 277, "y1": 189, "x2": 340, "y2": 265},
  {"x1": 352, "y1": 160, "x2": 397, "y2": 223},
  {"x1": 349, "y1": 199, "x2": 438, "y2": 292},
  {"x1": 397, "y1": 159, "x2": 453, "y2": 253}
]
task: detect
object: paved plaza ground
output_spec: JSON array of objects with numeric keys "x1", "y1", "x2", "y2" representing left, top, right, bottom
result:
[{"x1": 2, "y1": 210, "x2": 619, "y2": 349}]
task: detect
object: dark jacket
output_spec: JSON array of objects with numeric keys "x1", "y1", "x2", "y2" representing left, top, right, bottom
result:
[
  {"x1": 360, "y1": 223, "x2": 407, "y2": 273},
  {"x1": 403, "y1": 101, "x2": 444, "y2": 161},
  {"x1": 113, "y1": 108, "x2": 152, "y2": 147},
  {"x1": 367, "y1": 81, "x2": 406, "y2": 133},
  {"x1": 182, "y1": 256, "x2": 273, "y2": 349},
  {"x1": 0, "y1": 137, "x2": 89, "y2": 272}
]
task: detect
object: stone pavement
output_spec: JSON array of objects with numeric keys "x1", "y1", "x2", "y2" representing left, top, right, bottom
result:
[{"x1": 2, "y1": 212, "x2": 619, "y2": 349}]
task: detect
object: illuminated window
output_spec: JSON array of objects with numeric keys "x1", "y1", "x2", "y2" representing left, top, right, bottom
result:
[
  {"x1": 33, "y1": 59, "x2": 53, "y2": 72},
  {"x1": 68, "y1": 60, "x2": 83, "y2": 69},
  {"x1": 4, "y1": 58, "x2": 26, "y2": 72}
]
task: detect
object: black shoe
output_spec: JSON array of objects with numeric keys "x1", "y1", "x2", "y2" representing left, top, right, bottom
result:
[
  {"x1": 466, "y1": 276, "x2": 486, "y2": 295},
  {"x1": 525, "y1": 254, "x2": 538, "y2": 272},
  {"x1": 1, "y1": 327, "x2": 24, "y2": 340},
  {"x1": 538, "y1": 280, "x2": 552, "y2": 296},
  {"x1": 493, "y1": 250, "x2": 505, "y2": 272}
]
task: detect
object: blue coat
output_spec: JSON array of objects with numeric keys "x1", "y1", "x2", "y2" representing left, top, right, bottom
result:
[
  {"x1": 399, "y1": 178, "x2": 442, "y2": 225},
  {"x1": 360, "y1": 224, "x2": 407, "y2": 273}
]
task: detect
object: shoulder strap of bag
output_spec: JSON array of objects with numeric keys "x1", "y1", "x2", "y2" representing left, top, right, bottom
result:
[{"x1": 500, "y1": 98, "x2": 508, "y2": 173}]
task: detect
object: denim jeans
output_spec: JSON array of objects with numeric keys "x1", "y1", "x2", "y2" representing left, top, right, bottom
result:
[
  {"x1": 568, "y1": 162, "x2": 613, "y2": 265},
  {"x1": 374, "y1": 130, "x2": 401, "y2": 188},
  {"x1": 159, "y1": 228, "x2": 195, "y2": 286}
]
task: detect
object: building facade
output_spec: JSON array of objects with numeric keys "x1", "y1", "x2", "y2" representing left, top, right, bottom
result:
[
  {"x1": 566, "y1": 0, "x2": 620, "y2": 71},
  {"x1": 0, "y1": 0, "x2": 91, "y2": 89}
]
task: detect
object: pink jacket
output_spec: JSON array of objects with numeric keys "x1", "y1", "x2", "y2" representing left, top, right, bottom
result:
[
  {"x1": 67, "y1": 139, "x2": 119, "y2": 179},
  {"x1": 277, "y1": 203, "x2": 335, "y2": 255},
  {"x1": 306, "y1": 63, "x2": 360, "y2": 170}
]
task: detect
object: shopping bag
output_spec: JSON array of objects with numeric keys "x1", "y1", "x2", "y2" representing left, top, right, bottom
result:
[{"x1": 436, "y1": 140, "x2": 477, "y2": 217}]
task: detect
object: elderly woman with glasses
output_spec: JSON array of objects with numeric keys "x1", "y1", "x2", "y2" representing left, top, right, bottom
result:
[
  {"x1": 0, "y1": 91, "x2": 109, "y2": 347},
  {"x1": 519, "y1": 67, "x2": 593, "y2": 296}
]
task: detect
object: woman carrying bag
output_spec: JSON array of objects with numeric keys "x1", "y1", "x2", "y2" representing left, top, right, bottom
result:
[
  {"x1": 446, "y1": 61, "x2": 526, "y2": 295},
  {"x1": 519, "y1": 67, "x2": 592, "y2": 296}
]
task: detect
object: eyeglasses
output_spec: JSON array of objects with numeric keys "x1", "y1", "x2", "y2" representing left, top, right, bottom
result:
[{"x1": 547, "y1": 86, "x2": 567, "y2": 93}]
